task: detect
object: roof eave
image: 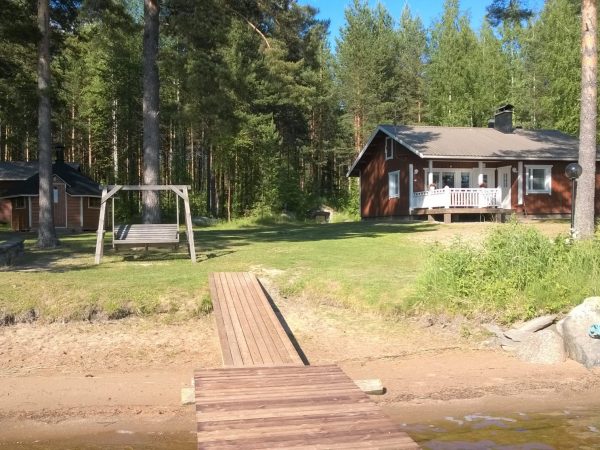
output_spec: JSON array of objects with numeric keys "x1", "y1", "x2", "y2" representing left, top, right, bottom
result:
[{"x1": 346, "y1": 126, "x2": 425, "y2": 177}]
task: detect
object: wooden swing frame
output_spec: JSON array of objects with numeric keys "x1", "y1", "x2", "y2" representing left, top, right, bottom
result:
[{"x1": 94, "y1": 185, "x2": 196, "y2": 264}]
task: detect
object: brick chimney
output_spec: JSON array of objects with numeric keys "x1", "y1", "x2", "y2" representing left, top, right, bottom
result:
[
  {"x1": 490, "y1": 104, "x2": 514, "y2": 133},
  {"x1": 54, "y1": 143, "x2": 65, "y2": 163}
]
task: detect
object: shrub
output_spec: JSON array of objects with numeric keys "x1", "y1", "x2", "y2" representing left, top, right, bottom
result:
[{"x1": 408, "y1": 222, "x2": 600, "y2": 323}]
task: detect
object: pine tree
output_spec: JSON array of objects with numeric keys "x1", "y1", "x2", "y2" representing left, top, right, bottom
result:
[
  {"x1": 426, "y1": 0, "x2": 479, "y2": 126},
  {"x1": 142, "y1": 0, "x2": 160, "y2": 223},
  {"x1": 575, "y1": 0, "x2": 597, "y2": 239},
  {"x1": 36, "y1": 0, "x2": 59, "y2": 248}
]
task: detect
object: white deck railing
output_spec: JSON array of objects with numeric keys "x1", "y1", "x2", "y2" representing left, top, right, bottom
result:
[{"x1": 411, "y1": 187, "x2": 502, "y2": 210}]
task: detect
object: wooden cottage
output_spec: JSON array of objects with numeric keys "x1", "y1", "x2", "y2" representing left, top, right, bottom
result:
[
  {"x1": 347, "y1": 106, "x2": 600, "y2": 222},
  {"x1": 0, "y1": 158, "x2": 102, "y2": 231}
]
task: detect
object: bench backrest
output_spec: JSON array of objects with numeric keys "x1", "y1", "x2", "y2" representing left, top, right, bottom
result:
[{"x1": 114, "y1": 223, "x2": 179, "y2": 242}]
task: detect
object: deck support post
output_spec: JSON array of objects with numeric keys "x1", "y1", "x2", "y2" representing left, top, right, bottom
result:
[{"x1": 444, "y1": 213, "x2": 452, "y2": 224}]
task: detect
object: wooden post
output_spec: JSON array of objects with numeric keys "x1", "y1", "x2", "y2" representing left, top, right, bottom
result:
[
  {"x1": 181, "y1": 187, "x2": 196, "y2": 263},
  {"x1": 111, "y1": 197, "x2": 115, "y2": 249},
  {"x1": 94, "y1": 185, "x2": 122, "y2": 264},
  {"x1": 444, "y1": 185, "x2": 451, "y2": 208},
  {"x1": 94, "y1": 187, "x2": 108, "y2": 264},
  {"x1": 408, "y1": 163, "x2": 414, "y2": 214}
]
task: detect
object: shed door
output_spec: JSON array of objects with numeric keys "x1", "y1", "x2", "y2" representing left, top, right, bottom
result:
[
  {"x1": 53, "y1": 184, "x2": 67, "y2": 227},
  {"x1": 497, "y1": 166, "x2": 512, "y2": 209}
]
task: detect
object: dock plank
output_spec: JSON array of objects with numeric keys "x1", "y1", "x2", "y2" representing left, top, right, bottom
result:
[
  {"x1": 208, "y1": 272, "x2": 303, "y2": 367},
  {"x1": 195, "y1": 365, "x2": 419, "y2": 449}
]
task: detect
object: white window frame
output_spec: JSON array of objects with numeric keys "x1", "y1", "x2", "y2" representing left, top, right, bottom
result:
[
  {"x1": 385, "y1": 137, "x2": 393, "y2": 160},
  {"x1": 388, "y1": 170, "x2": 400, "y2": 199},
  {"x1": 525, "y1": 165, "x2": 552, "y2": 195},
  {"x1": 424, "y1": 168, "x2": 495, "y2": 189}
]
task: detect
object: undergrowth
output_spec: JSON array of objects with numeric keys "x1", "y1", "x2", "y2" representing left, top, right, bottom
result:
[{"x1": 408, "y1": 222, "x2": 600, "y2": 323}]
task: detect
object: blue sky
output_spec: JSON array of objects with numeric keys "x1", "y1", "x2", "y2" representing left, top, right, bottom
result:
[{"x1": 298, "y1": 0, "x2": 543, "y2": 48}]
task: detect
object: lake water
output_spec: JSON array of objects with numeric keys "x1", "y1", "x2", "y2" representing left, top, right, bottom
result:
[
  {"x1": 1, "y1": 410, "x2": 599, "y2": 449},
  {"x1": 402, "y1": 409, "x2": 600, "y2": 450}
]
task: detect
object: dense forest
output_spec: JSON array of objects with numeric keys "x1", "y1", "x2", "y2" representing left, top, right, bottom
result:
[{"x1": 0, "y1": 0, "x2": 589, "y2": 220}]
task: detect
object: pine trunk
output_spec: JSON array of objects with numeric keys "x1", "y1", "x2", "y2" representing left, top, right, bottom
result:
[
  {"x1": 142, "y1": 0, "x2": 161, "y2": 224},
  {"x1": 36, "y1": 0, "x2": 58, "y2": 248},
  {"x1": 575, "y1": 0, "x2": 597, "y2": 239}
]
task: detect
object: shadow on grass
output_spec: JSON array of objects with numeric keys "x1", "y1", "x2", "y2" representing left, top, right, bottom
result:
[
  {"x1": 1, "y1": 221, "x2": 438, "y2": 270},
  {"x1": 194, "y1": 221, "x2": 438, "y2": 254}
]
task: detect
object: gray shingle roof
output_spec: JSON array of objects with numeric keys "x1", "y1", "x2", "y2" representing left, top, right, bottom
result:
[
  {"x1": 0, "y1": 162, "x2": 101, "y2": 198},
  {"x1": 348, "y1": 125, "x2": 590, "y2": 177}
]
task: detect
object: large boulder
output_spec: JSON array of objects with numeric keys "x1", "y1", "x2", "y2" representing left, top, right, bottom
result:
[
  {"x1": 516, "y1": 328, "x2": 566, "y2": 364},
  {"x1": 560, "y1": 297, "x2": 600, "y2": 368}
]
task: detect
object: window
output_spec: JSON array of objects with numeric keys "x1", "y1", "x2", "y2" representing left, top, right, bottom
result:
[
  {"x1": 388, "y1": 170, "x2": 400, "y2": 198},
  {"x1": 441, "y1": 172, "x2": 455, "y2": 188},
  {"x1": 385, "y1": 137, "x2": 393, "y2": 160},
  {"x1": 14, "y1": 197, "x2": 26, "y2": 209},
  {"x1": 88, "y1": 197, "x2": 101, "y2": 209},
  {"x1": 460, "y1": 172, "x2": 470, "y2": 188},
  {"x1": 53, "y1": 187, "x2": 59, "y2": 203},
  {"x1": 525, "y1": 165, "x2": 552, "y2": 194}
]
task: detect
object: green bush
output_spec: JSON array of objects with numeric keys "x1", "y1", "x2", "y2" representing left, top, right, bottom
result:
[{"x1": 409, "y1": 222, "x2": 600, "y2": 323}]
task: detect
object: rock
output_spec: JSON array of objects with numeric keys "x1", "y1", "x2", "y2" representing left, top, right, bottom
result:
[
  {"x1": 504, "y1": 314, "x2": 557, "y2": 341},
  {"x1": 562, "y1": 297, "x2": 600, "y2": 368},
  {"x1": 504, "y1": 329, "x2": 535, "y2": 343},
  {"x1": 180, "y1": 387, "x2": 195, "y2": 405},
  {"x1": 354, "y1": 379, "x2": 384, "y2": 395},
  {"x1": 515, "y1": 328, "x2": 566, "y2": 364},
  {"x1": 482, "y1": 323, "x2": 505, "y2": 339}
]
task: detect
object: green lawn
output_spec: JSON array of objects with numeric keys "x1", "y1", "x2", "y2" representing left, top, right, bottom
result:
[{"x1": 0, "y1": 221, "x2": 438, "y2": 323}]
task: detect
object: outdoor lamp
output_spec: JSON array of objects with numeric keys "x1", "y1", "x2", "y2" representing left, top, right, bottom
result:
[
  {"x1": 565, "y1": 162, "x2": 582, "y2": 237},
  {"x1": 565, "y1": 163, "x2": 582, "y2": 180}
]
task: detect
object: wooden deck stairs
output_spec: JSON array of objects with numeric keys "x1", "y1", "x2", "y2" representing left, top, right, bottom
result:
[{"x1": 196, "y1": 272, "x2": 419, "y2": 449}]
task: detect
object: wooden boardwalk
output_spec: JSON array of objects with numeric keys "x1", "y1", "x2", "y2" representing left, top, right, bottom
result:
[
  {"x1": 195, "y1": 365, "x2": 419, "y2": 449},
  {"x1": 208, "y1": 272, "x2": 303, "y2": 367},
  {"x1": 197, "y1": 272, "x2": 419, "y2": 449}
]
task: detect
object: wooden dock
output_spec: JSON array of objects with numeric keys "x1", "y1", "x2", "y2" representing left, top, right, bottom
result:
[
  {"x1": 195, "y1": 365, "x2": 418, "y2": 449},
  {"x1": 196, "y1": 272, "x2": 419, "y2": 449},
  {"x1": 208, "y1": 272, "x2": 303, "y2": 367}
]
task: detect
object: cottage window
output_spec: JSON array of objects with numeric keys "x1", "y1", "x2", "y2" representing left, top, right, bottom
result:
[
  {"x1": 88, "y1": 197, "x2": 101, "y2": 209},
  {"x1": 525, "y1": 165, "x2": 552, "y2": 195},
  {"x1": 388, "y1": 170, "x2": 400, "y2": 198},
  {"x1": 385, "y1": 137, "x2": 393, "y2": 160},
  {"x1": 53, "y1": 187, "x2": 59, "y2": 203},
  {"x1": 14, "y1": 197, "x2": 26, "y2": 209}
]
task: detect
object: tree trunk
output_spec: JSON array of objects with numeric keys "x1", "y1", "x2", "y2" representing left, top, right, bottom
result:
[
  {"x1": 142, "y1": 0, "x2": 161, "y2": 224},
  {"x1": 112, "y1": 98, "x2": 118, "y2": 183},
  {"x1": 36, "y1": 0, "x2": 58, "y2": 248},
  {"x1": 575, "y1": 0, "x2": 597, "y2": 239}
]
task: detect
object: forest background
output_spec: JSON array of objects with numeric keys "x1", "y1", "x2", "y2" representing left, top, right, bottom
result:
[{"x1": 0, "y1": 0, "x2": 588, "y2": 221}]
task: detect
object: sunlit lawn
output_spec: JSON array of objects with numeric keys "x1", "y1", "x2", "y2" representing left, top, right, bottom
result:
[{"x1": 0, "y1": 221, "x2": 438, "y2": 322}]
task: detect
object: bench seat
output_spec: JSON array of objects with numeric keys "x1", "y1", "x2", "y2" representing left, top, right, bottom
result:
[{"x1": 114, "y1": 223, "x2": 179, "y2": 246}]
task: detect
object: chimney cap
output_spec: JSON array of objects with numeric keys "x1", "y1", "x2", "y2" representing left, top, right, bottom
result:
[{"x1": 496, "y1": 104, "x2": 514, "y2": 114}]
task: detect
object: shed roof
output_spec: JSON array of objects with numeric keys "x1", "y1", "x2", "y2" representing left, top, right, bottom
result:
[
  {"x1": 347, "y1": 125, "x2": 592, "y2": 177},
  {"x1": 0, "y1": 162, "x2": 100, "y2": 198}
]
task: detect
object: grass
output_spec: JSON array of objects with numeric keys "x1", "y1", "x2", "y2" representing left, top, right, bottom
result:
[
  {"x1": 409, "y1": 221, "x2": 600, "y2": 323},
  {"x1": 1, "y1": 218, "x2": 594, "y2": 325},
  {"x1": 0, "y1": 220, "x2": 436, "y2": 324}
]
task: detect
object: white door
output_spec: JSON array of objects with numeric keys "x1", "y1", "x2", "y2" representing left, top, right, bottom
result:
[{"x1": 497, "y1": 166, "x2": 512, "y2": 209}]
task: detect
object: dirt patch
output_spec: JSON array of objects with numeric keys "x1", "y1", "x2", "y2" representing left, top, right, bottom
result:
[{"x1": 1, "y1": 288, "x2": 599, "y2": 444}]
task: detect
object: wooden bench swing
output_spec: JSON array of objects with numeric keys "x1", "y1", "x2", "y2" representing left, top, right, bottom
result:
[{"x1": 94, "y1": 185, "x2": 196, "y2": 264}]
